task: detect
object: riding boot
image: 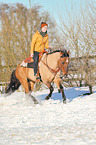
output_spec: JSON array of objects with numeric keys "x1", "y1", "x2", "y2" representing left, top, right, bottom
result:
[{"x1": 35, "y1": 70, "x2": 40, "y2": 80}]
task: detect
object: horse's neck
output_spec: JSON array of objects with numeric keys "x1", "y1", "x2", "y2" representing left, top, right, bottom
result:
[{"x1": 46, "y1": 52, "x2": 60, "y2": 69}]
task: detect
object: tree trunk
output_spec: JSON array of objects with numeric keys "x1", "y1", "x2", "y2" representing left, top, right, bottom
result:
[{"x1": 89, "y1": 85, "x2": 93, "y2": 94}]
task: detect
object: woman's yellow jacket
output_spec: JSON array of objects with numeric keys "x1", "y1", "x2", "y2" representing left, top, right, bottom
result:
[{"x1": 31, "y1": 31, "x2": 49, "y2": 54}]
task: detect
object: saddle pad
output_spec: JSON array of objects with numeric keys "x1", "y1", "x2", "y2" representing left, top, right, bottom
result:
[
  {"x1": 20, "y1": 56, "x2": 34, "y2": 68},
  {"x1": 20, "y1": 61, "x2": 33, "y2": 68},
  {"x1": 27, "y1": 62, "x2": 33, "y2": 68}
]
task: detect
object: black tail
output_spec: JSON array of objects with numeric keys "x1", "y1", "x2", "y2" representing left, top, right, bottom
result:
[{"x1": 5, "y1": 70, "x2": 21, "y2": 94}]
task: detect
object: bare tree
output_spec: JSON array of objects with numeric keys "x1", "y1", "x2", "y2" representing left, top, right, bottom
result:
[
  {"x1": 0, "y1": 3, "x2": 61, "y2": 82},
  {"x1": 58, "y1": 0, "x2": 96, "y2": 94}
]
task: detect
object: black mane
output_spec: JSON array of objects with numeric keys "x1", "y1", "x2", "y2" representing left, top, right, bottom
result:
[{"x1": 47, "y1": 49, "x2": 69, "y2": 57}]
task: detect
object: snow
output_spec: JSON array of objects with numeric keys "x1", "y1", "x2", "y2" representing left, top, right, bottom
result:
[{"x1": 0, "y1": 86, "x2": 96, "y2": 145}]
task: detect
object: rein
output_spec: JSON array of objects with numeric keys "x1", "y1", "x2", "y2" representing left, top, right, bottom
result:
[
  {"x1": 41, "y1": 59, "x2": 60, "y2": 74},
  {"x1": 40, "y1": 54, "x2": 62, "y2": 78}
]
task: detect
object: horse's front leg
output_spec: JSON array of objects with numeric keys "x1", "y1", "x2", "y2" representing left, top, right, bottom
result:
[
  {"x1": 59, "y1": 84, "x2": 66, "y2": 103},
  {"x1": 45, "y1": 85, "x2": 54, "y2": 100},
  {"x1": 54, "y1": 79, "x2": 66, "y2": 103}
]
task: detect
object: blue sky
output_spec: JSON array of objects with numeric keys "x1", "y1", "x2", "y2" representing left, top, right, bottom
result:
[{"x1": 0, "y1": 0, "x2": 95, "y2": 26}]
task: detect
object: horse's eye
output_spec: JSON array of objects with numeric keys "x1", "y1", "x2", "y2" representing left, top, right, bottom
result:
[{"x1": 62, "y1": 62, "x2": 64, "y2": 65}]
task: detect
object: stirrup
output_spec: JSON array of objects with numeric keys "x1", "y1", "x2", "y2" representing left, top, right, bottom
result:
[
  {"x1": 36, "y1": 76, "x2": 40, "y2": 80},
  {"x1": 35, "y1": 74, "x2": 40, "y2": 80}
]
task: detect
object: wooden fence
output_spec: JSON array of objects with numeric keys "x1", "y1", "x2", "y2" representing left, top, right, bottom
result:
[{"x1": 0, "y1": 82, "x2": 9, "y2": 94}]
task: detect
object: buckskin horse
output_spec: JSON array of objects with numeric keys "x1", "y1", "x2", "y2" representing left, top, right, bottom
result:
[{"x1": 5, "y1": 49, "x2": 69, "y2": 104}]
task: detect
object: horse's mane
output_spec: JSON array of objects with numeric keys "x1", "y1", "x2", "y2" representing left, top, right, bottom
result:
[{"x1": 47, "y1": 49, "x2": 69, "y2": 57}]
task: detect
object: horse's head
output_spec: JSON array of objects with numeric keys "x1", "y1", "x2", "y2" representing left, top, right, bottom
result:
[{"x1": 58, "y1": 50, "x2": 69, "y2": 76}]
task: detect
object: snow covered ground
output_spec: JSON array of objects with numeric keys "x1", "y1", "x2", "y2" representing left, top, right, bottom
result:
[{"x1": 0, "y1": 86, "x2": 96, "y2": 145}]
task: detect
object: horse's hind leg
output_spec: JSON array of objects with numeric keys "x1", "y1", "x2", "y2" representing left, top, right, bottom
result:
[
  {"x1": 22, "y1": 81, "x2": 38, "y2": 104},
  {"x1": 19, "y1": 77, "x2": 29, "y2": 93},
  {"x1": 45, "y1": 82, "x2": 54, "y2": 100},
  {"x1": 54, "y1": 80, "x2": 66, "y2": 103},
  {"x1": 29, "y1": 81, "x2": 39, "y2": 104},
  {"x1": 16, "y1": 67, "x2": 38, "y2": 104},
  {"x1": 16, "y1": 67, "x2": 29, "y2": 93}
]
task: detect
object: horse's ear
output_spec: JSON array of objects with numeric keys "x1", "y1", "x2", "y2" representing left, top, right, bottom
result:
[
  {"x1": 67, "y1": 50, "x2": 70, "y2": 54},
  {"x1": 67, "y1": 50, "x2": 70, "y2": 55}
]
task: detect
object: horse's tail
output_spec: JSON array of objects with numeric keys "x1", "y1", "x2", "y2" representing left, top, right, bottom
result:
[{"x1": 5, "y1": 70, "x2": 21, "y2": 94}]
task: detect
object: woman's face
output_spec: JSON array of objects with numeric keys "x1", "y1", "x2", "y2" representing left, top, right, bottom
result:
[{"x1": 42, "y1": 26, "x2": 47, "y2": 32}]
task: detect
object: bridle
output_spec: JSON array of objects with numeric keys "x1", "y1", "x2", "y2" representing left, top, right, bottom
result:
[
  {"x1": 41, "y1": 57, "x2": 60, "y2": 74},
  {"x1": 40, "y1": 53, "x2": 69, "y2": 78}
]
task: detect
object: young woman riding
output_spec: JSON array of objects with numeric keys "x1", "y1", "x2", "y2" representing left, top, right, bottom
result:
[{"x1": 31, "y1": 22, "x2": 51, "y2": 79}]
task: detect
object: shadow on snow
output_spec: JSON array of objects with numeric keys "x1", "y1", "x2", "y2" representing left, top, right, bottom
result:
[{"x1": 36, "y1": 87, "x2": 96, "y2": 102}]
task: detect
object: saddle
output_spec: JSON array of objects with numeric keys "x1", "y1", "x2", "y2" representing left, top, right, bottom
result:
[{"x1": 21, "y1": 50, "x2": 48, "y2": 68}]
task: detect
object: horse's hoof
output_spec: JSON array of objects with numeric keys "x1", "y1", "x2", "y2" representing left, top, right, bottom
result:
[
  {"x1": 34, "y1": 100, "x2": 39, "y2": 104},
  {"x1": 58, "y1": 89, "x2": 61, "y2": 93},
  {"x1": 63, "y1": 100, "x2": 66, "y2": 104},
  {"x1": 31, "y1": 95, "x2": 39, "y2": 104},
  {"x1": 33, "y1": 98, "x2": 39, "y2": 104},
  {"x1": 45, "y1": 96, "x2": 50, "y2": 100}
]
